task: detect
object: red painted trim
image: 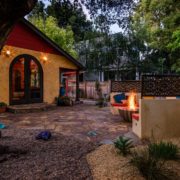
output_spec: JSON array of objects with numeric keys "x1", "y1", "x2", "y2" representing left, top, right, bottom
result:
[
  {"x1": 6, "y1": 22, "x2": 60, "y2": 55},
  {"x1": 65, "y1": 79, "x2": 68, "y2": 96},
  {"x1": 63, "y1": 72, "x2": 76, "y2": 76},
  {"x1": 132, "y1": 113, "x2": 139, "y2": 121},
  {"x1": 68, "y1": 80, "x2": 76, "y2": 82},
  {"x1": 111, "y1": 103, "x2": 126, "y2": 107}
]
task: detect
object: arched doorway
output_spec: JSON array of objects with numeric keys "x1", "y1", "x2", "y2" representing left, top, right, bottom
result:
[{"x1": 10, "y1": 54, "x2": 43, "y2": 105}]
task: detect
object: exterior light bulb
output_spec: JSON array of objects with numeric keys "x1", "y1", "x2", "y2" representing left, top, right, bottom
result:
[
  {"x1": 43, "y1": 56, "x2": 48, "y2": 61},
  {"x1": 6, "y1": 50, "x2": 11, "y2": 56}
]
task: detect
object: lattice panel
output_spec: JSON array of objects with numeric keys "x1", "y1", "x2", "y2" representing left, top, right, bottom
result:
[
  {"x1": 142, "y1": 75, "x2": 180, "y2": 97},
  {"x1": 111, "y1": 81, "x2": 141, "y2": 92}
]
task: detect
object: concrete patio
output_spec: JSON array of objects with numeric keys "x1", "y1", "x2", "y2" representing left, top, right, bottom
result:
[{"x1": 0, "y1": 104, "x2": 131, "y2": 143}]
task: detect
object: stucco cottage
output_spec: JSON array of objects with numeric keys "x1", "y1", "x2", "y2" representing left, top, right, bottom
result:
[{"x1": 0, "y1": 19, "x2": 83, "y2": 105}]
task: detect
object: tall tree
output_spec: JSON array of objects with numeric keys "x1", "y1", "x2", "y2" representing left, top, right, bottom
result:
[
  {"x1": 28, "y1": 0, "x2": 46, "y2": 19},
  {"x1": 0, "y1": 0, "x2": 37, "y2": 51},
  {"x1": 46, "y1": 0, "x2": 93, "y2": 41},
  {"x1": 82, "y1": 0, "x2": 135, "y2": 30},
  {"x1": 132, "y1": 0, "x2": 180, "y2": 73},
  {"x1": 29, "y1": 16, "x2": 77, "y2": 57}
]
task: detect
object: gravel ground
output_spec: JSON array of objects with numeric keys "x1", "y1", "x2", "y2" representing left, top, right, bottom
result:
[
  {"x1": 0, "y1": 129, "x2": 96, "y2": 180},
  {"x1": 87, "y1": 144, "x2": 143, "y2": 180},
  {"x1": 87, "y1": 144, "x2": 180, "y2": 180}
]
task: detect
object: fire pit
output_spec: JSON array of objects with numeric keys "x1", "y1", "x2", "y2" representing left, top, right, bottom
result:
[
  {"x1": 118, "y1": 107, "x2": 138, "y2": 122},
  {"x1": 118, "y1": 92, "x2": 139, "y2": 122}
]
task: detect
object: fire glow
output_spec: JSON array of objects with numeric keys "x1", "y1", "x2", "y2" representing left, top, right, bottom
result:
[{"x1": 128, "y1": 92, "x2": 136, "y2": 111}]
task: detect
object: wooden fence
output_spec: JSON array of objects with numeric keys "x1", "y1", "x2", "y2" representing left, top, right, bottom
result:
[{"x1": 68, "y1": 81, "x2": 111, "y2": 99}]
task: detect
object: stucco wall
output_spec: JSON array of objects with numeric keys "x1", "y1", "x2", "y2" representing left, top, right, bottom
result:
[
  {"x1": 0, "y1": 45, "x2": 78, "y2": 105},
  {"x1": 136, "y1": 99, "x2": 180, "y2": 140}
]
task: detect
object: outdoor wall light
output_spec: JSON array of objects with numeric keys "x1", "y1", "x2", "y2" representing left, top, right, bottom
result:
[
  {"x1": 1, "y1": 46, "x2": 14, "y2": 58},
  {"x1": 43, "y1": 56, "x2": 48, "y2": 62},
  {"x1": 6, "y1": 50, "x2": 11, "y2": 56},
  {"x1": 40, "y1": 53, "x2": 50, "y2": 64}
]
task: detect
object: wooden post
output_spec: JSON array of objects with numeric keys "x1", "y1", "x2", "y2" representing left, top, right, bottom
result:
[{"x1": 76, "y1": 70, "x2": 80, "y2": 101}]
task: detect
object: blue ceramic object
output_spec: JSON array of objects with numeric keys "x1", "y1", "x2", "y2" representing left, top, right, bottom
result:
[
  {"x1": 0, "y1": 123, "x2": 6, "y2": 129},
  {"x1": 36, "y1": 131, "x2": 52, "y2": 140}
]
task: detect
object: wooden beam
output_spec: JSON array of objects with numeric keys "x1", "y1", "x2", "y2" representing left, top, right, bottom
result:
[{"x1": 76, "y1": 70, "x2": 80, "y2": 101}]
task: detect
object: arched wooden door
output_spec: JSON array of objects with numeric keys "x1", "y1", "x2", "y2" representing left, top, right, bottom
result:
[{"x1": 10, "y1": 54, "x2": 43, "y2": 105}]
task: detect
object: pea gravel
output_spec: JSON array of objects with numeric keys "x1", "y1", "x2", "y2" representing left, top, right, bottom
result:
[{"x1": 0, "y1": 129, "x2": 96, "y2": 180}]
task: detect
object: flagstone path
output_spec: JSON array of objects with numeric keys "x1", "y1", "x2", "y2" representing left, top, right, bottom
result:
[{"x1": 0, "y1": 104, "x2": 131, "y2": 143}]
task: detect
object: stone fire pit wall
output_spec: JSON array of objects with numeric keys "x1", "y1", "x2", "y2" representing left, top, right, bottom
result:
[{"x1": 133, "y1": 99, "x2": 180, "y2": 140}]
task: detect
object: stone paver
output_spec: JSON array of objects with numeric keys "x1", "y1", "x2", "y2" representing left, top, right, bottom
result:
[{"x1": 0, "y1": 104, "x2": 131, "y2": 143}]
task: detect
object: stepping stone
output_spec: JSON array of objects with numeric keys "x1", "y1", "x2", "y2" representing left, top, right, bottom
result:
[
  {"x1": 122, "y1": 131, "x2": 141, "y2": 145},
  {"x1": 99, "y1": 139, "x2": 113, "y2": 145}
]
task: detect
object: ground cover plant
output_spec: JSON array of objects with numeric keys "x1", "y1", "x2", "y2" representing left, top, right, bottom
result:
[
  {"x1": 130, "y1": 149, "x2": 176, "y2": 180},
  {"x1": 114, "y1": 139, "x2": 180, "y2": 179},
  {"x1": 114, "y1": 136, "x2": 133, "y2": 156},
  {"x1": 148, "y1": 141, "x2": 179, "y2": 160},
  {"x1": 129, "y1": 141, "x2": 180, "y2": 180}
]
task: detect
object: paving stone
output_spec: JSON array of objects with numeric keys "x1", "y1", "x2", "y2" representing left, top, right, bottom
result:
[
  {"x1": 99, "y1": 139, "x2": 113, "y2": 145},
  {"x1": 0, "y1": 104, "x2": 131, "y2": 143}
]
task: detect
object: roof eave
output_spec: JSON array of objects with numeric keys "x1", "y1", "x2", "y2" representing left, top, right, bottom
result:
[{"x1": 21, "y1": 18, "x2": 85, "y2": 70}]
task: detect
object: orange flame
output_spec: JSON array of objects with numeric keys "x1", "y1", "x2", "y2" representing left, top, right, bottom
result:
[{"x1": 128, "y1": 92, "x2": 136, "y2": 111}]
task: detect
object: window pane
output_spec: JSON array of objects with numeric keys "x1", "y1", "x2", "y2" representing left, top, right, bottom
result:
[
  {"x1": 12, "y1": 58, "x2": 25, "y2": 100},
  {"x1": 30, "y1": 59, "x2": 41, "y2": 99}
]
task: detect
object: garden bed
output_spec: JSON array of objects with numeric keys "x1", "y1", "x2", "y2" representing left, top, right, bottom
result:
[{"x1": 87, "y1": 143, "x2": 180, "y2": 180}]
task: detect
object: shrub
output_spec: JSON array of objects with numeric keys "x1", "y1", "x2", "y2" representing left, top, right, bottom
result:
[
  {"x1": 57, "y1": 96, "x2": 73, "y2": 106},
  {"x1": 130, "y1": 149, "x2": 175, "y2": 180},
  {"x1": 114, "y1": 136, "x2": 133, "y2": 156},
  {"x1": 0, "y1": 102, "x2": 7, "y2": 107},
  {"x1": 148, "y1": 141, "x2": 179, "y2": 160}
]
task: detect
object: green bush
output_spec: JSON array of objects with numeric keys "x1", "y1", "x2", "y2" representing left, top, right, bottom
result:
[
  {"x1": 57, "y1": 96, "x2": 73, "y2": 106},
  {"x1": 114, "y1": 136, "x2": 133, "y2": 156},
  {"x1": 130, "y1": 150, "x2": 174, "y2": 180},
  {"x1": 0, "y1": 102, "x2": 7, "y2": 107},
  {"x1": 148, "y1": 141, "x2": 179, "y2": 160}
]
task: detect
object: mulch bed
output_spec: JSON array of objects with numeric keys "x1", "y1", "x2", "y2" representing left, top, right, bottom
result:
[{"x1": 0, "y1": 129, "x2": 96, "y2": 180}]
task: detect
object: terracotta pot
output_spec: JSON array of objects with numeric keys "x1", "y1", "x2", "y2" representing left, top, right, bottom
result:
[{"x1": 0, "y1": 107, "x2": 6, "y2": 113}]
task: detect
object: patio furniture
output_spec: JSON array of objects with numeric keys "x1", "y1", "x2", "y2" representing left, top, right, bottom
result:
[{"x1": 110, "y1": 92, "x2": 127, "y2": 115}]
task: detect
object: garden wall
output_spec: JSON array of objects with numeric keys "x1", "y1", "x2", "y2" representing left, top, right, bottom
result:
[{"x1": 136, "y1": 99, "x2": 180, "y2": 140}]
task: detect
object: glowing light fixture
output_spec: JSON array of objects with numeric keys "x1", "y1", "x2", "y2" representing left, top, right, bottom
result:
[
  {"x1": 1, "y1": 46, "x2": 14, "y2": 58},
  {"x1": 6, "y1": 50, "x2": 11, "y2": 56},
  {"x1": 40, "y1": 53, "x2": 50, "y2": 64},
  {"x1": 43, "y1": 56, "x2": 48, "y2": 62}
]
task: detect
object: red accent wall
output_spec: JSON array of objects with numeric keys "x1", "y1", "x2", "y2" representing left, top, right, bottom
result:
[{"x1": 5, "y1": 22, "x2": 61, "y2": 55}]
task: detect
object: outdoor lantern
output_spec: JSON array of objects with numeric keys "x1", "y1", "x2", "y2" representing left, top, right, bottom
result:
[
  {"x1": 1, "y1": 46, "x2": 14, "y2": 58},
  {"x1": 6, "y1": 50, "x2": 11, "y2": 56},
  {"x1": 43, "y1": 56, "x2": 48, "y2": 62},
  {"x1": 40, "y1": 53, "x2": 50, "y2": 64}
]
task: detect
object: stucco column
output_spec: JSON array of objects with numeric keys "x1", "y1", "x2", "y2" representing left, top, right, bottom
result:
[{"x1": 76, "y1": 70, "x2": 80, "y2": 101}]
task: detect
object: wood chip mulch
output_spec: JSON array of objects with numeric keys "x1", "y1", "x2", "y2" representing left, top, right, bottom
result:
[{"x1": 0, "y1": 129, "x2": 96, "y2": 180}]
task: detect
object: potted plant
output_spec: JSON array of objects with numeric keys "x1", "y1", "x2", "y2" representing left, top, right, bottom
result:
[
  {"x1": 57, "y1": 96, "x2": 73, "y2": 106},
  {"x1": 0, "y1": 102, "x2": 7, "y2": 113}
]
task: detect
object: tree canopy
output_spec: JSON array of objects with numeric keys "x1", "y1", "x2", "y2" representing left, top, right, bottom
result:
[
  {"x1": 29, "y1": 16, "x2": 77, "y2": 58},
  {"x1": 132, "y1": 0, "x2": 180, "y2": 73}
]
